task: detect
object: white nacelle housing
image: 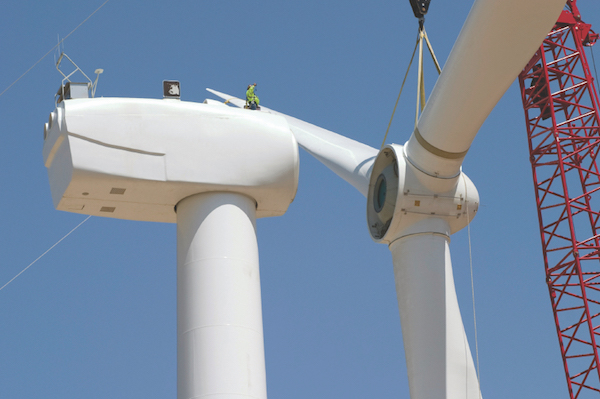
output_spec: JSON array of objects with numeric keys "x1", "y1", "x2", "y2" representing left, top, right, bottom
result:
[{"x1": 43, "y1": 98, "x2": 299, "y2": 222}]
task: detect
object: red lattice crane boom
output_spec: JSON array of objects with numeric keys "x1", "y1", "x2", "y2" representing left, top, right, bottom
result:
[{"x1": 518, "y1": 1, "x2": 600, "y2": 397}]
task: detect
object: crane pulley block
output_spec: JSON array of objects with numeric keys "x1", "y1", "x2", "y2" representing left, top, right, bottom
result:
[{"x1": 409, "y1": 0, "x2": 431, "y2": 19}]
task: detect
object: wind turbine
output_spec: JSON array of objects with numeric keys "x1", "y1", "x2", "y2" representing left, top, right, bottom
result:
[
  {"x1": 208, "y1": 0, "x2": 568, "y2": 397},
  {"x1": 43, "y1": 90, "x2": 299, "y2": 399}
]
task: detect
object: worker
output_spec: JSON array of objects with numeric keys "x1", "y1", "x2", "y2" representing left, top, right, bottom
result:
[{"x1": 246, "y1": 83, "x2": 260, "y2": 110}]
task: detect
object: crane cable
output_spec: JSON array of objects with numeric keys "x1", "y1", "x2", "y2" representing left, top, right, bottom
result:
[
  {"x1": 0, "y1": 216, "x2": 91, "y2": 292},
  {"x1": 465, "y1": 186, "x2": 482, "y2": 397},
  {"x1": 381, "y1": 25, "x2": 441, "y2": 149},
  {"x1": 415, "y1": 27, "x2": 442, "y2": 126},
  {"x1": 381, "y1": 32, "x2": 420, "y2": 149},
  {"x1": 591, "y1": 46, "x2": 600, "y2": 99},
  {"x1": 0, "y1": 0, "x2": 111, "y2": 99}
]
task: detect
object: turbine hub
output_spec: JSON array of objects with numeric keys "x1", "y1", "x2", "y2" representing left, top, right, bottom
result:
[{"x1": 367, "y1": 144, "x2": 479, "y2": 243}]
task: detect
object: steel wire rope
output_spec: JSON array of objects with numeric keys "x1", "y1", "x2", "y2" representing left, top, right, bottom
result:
[
  {"x1": 464, "y1": 178, "x2": 482, "y2": 398},
  {"x1": 0, "y1": 216, "x2": 92, "y2": 292},
  {"x1": 591, "y1": 45, "x2": 600, "y2": 101},
  {"x1": 0, "y1": 0, "x2": 111, "y2": 99},
  {"x1": 414, "y1": 27, "x2": 442, "y2": 128},
  {"x1": 381, "y1": 26, "x2": 441, "y2": 149},
  {"x1": 381, "y1": 32, "x2": 420, "y2": 149}
]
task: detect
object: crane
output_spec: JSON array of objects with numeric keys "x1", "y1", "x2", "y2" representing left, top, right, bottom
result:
[{"x1": 518, "y1": 1, "x2": 600, "y2": 397}]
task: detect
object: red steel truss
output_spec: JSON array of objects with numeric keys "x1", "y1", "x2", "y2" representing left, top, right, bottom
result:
[{"x1": 518, "y1": 1, "x2": 600, "y2": 397}]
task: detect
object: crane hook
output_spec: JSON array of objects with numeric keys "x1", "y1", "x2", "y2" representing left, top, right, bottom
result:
[{"x1": 409, "y1": 0, "x2": 431, "y2": 20}]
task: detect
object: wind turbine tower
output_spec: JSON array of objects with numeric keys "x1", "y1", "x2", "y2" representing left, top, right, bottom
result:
[{"x1": 43, "y1": 80, "x2": 299, "y2": 399}]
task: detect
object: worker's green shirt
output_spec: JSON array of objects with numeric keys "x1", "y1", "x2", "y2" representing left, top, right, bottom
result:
[{"x1": 246, "y1": 86, "x2": 259, "y2": 105}]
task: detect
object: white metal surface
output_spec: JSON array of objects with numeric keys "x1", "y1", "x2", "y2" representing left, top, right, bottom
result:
[
  {"x1": 390, "y1": 228, "x2": 480, "y2": 399},
  {"x1": 177, "y1": 192, "x2": 267, "y2": 399},
  {"x1": 43, "y1": 97, "x2": 299, "y2": 221},
  {"x1": 404, "y1": 0, "x2": 566, "y2": 178}
]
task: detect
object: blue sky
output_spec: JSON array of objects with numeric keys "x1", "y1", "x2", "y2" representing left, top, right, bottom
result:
[{"x1": 2, "y1": 1, "x2": 600, "y2": 398}]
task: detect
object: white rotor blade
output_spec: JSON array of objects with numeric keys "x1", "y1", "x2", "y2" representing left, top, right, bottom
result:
[
  {"x1": 391, "y1": 227, "x2": 480, "y2": 399},
  {"x1": 405, "y1": 0, "x2": 566, "y2": 177},
  {"x1": 207, "y1": 88, "x2": 377, "y2": 197},
  {"x1": 206, "y1": 89, "x2": 247, "y2": 109}
]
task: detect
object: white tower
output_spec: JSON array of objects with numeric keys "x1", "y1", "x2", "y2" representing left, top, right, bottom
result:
[{"x1": 43, "y1": 92, "x2": 299, "y2": 399}]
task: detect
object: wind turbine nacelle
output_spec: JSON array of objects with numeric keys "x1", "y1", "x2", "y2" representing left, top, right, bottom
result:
[
  {"x1": 367, "y1": 144, "x2": 479, "y2": 243},
  {"x1": 42, "y1": 98, "x2": 299, "y2": 222}
]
